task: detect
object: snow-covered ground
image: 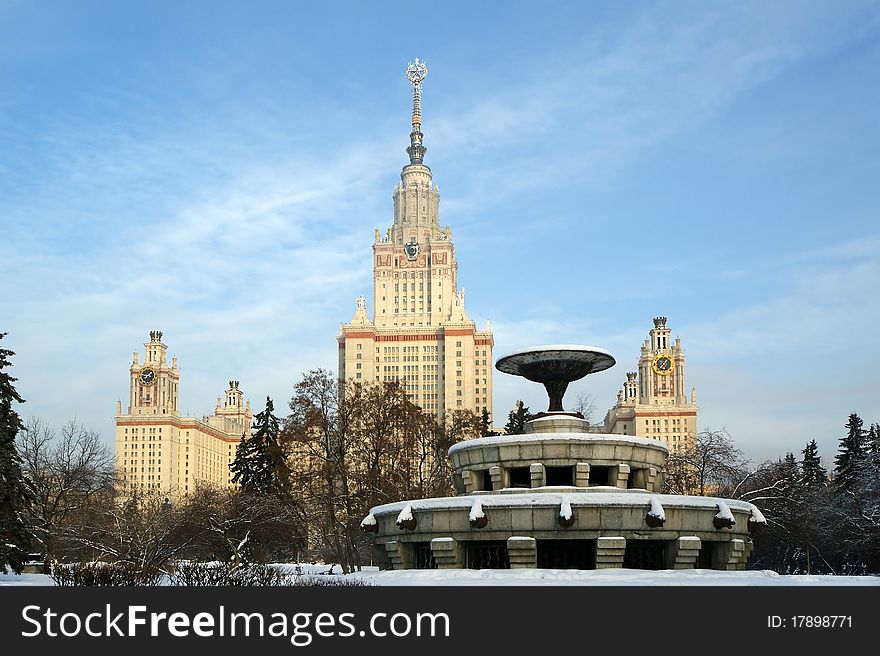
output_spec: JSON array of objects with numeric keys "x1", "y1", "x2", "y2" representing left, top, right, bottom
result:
[
  {"x1": 348, "y1": 568, "x2": 880, "y2": 586},
  {"x1": 2, "y1": 567, "x2": 879, "y2": 587}
]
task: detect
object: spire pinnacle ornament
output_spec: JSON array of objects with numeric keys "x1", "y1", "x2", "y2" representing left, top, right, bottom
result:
[{"x1": 405, "y1": 58, "x2": 428, "y2": 164}]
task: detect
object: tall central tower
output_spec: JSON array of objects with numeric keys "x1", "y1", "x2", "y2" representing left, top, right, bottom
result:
[{"x1": 338, "y1": 60, "x2": 494, "y2": 422}]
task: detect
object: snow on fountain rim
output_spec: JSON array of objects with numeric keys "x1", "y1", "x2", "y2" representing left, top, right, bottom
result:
[
  {"x1": 449, "y1": 432, "x2": 668, "y2": 454},
  {"x1": 369, "y1": 490, "x2": 760, "y2": 517},
  {"x1": 496, "y1": 344, "x2": 614, "y2": 360}
]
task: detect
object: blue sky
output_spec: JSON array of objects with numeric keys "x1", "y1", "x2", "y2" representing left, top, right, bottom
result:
[{"x1": 2, "y1": 0, "x2": 878, "y2": 466}]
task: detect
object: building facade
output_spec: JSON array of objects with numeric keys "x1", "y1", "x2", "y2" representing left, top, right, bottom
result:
[
  {"x1": 603, "y1": 317, "x2": 698, "y2": 452},
  {"x1": 115, "y1": 330, "x2": 252, "y2": 497},
  {"x1": 338, "y1": 60, "x2": 493, "y2": 421}
]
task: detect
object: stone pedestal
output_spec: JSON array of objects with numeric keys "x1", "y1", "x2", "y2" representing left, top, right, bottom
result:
[
  {"x1": 743, "y1": 540, "x2": 754, "y2": 568},
  {"x1": 575, "y1": 462, "x2": 590, "y2": 487},
  {"x1": 530, "y1": 463, "x2": 546, "y2": 488},
  {"x1": 595, "y1": 537, "x2": 626, "y2": 568},
  {"x1": 507, "y1": 536, "x2": 537, "y2": 568},
  {"x1": 430, "y1": 538, "x2": 464, "y2": 569},
  {"x1": 385, "y1": 541, "x2": 411, "y2": 570},
  {"x1": 614, "y1": 464, "x2": 631, "y2": 489},
  {"x1": 526, "y1": 415, "x2": 590, "y2": 434},
  {"x1": 668, "y1": 536, "x2": 702, "y2": 569},
  {"x1": 490, "y1": 465, "x2": 503, "y2": 491},
  {"x1": 632, "y1": 466, "x2": 658, "y2": 491},
  {"x1": 716, "y1": 539, "x2": 749, "y2": 570}
]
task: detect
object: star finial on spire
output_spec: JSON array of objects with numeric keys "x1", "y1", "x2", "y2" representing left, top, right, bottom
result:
[{"x1": 405, "y1": 58, "x2": 428, "y2": 164}]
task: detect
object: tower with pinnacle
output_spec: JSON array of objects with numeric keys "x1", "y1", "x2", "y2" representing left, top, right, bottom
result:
[
  {"x1": 603, "y1": 317, "x2": 698, "y2": 452},
  {"x1": 338, "y1": 60, "x2": 494, "y2": 421}
]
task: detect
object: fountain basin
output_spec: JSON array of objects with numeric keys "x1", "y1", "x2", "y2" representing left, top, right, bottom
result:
[{"x1": 368, "y1": 491, "x2": 761, "y2": 570}]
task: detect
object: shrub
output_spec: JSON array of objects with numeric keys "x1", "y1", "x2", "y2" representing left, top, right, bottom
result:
[{"x1": 50, "y1": 562, "x2": 162, "y2": 586}]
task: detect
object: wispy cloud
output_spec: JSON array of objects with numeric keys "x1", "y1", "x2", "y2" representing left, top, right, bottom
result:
[
  {"x1": 2, "y1": 1, "x2": 878, "y2": 464},
  {"x1": 431, "y1": 1, "x2": 879, "y2": 224}
]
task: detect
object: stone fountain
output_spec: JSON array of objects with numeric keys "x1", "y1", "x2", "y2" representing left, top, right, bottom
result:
[{"x1": 362, "y1": 345, "x2": 764, "y2": 571}]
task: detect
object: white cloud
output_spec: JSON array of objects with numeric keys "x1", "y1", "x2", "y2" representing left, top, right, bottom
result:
[{"x1": 4, "y1": 2, "x2": 879, "y2": 461}]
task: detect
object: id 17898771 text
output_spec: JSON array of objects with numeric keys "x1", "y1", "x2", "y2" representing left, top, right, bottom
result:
[{"x1": 767, "y1": 616, "x2": 853, "y2": 629}]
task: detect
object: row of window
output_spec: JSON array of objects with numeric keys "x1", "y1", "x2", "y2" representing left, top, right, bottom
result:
[
  {"x1": 123, "y1": 427, "x2": 163, "y2": 436},
  {"x1": 385, "y1": 271, "x2": 447, "y2": 279},
  {"x1": 393, "y1": 283, "x2": 430, "y2": 292},
  {"x1": 644, "y1": 418, "x2": 689, "y2": 427}
]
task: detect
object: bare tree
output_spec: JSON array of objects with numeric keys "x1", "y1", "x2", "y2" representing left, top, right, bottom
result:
[
  {"x1": 285, "y1": 369, "x2": 361, "y2": 572},
  {"x1": 17, "y1": 417, "x2": 115, "y2": 564},
  {"x1": 185, "y1": 486, "x2": 306, "y2": 566},
  {"x1": 663, "y1": 428, "x2": 750, "y2": 496},
  {"x1": 60, "y1": 490, "x2": 199, "y2": 571},
  {"x1": 284, "y1": 371, "x2": 482, "y2": 571},
  {"x1": 573, "y1": 392, "x2": 597, "y2": 426}
]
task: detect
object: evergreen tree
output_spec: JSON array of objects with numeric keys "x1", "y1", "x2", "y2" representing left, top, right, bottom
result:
[
  {"x1": 867, "y1": 423, "x2": 880, "y2": 470},
  {"x1": 800, "y1": 439, "x2": 827, "y2": 487},
  {"x1": 480, "y1": 408, "x2": 498, "y2": 436},
  {"x1": 504, "y1": 400, "x2": 532, "y2": 435},
  {"x1": 828, "y1": 414, "x2": 880, "y2": 572},
  {"x1": 230, "y1": 397, "x2": 290, "y2": 497},
  {"x1": 0, "y1": 333, "x2": 33, "y2": 573},
  {"x1": 834, "y1": 413, "x2": 867, "y2": 489},
  {"x1": 229, "y1": 431, "x2": 259, "y2": 492}
]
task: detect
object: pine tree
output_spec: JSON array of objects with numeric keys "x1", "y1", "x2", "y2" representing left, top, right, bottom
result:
[
  {"x1": 0, "y1": 333, "x2": 33, "y2": 573},
  {"x1": 800, "y1": 439, "x2": 827, "y2": 487},
  {"x1": 480, "y1": 408, "x2": 498, "y2": 436},
  {"x1": 504, "y1": 400, "x2": 532, "y2": 435},
  {"x1": 834, "y1": 413, "x2": 866, "y2": 489},
  {"x1": 779, "y1": 452, "x2": 799, "y2": 498},
  {"x1": 867, "y1": 423, "x2": 880, "y2": 470},
  {"x1": 229, "y1": 431, "x2": 259, "y2": 492},
  {"x1": 230, "y1": 397, "x2": 290, "y2": 497}
]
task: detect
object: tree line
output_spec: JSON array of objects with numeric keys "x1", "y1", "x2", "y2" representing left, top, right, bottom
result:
[
  {"x1": 663, "y1": 415, "x2": 880, "y2": 574},
  {"x1": 2, "y1": 331, "x2": 878, "y2": 575},
  {"x1": 0, "y1": 335, "x2": 482, "y2": 574}
]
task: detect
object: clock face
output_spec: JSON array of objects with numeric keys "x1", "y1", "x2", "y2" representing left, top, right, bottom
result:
[
  {"x1": 140, "y1": 368, "x2": 156, "y2": 385},
  {"x1": 652, "y1": 354, "x2": 674, "y2": 376},
  {"x1": 404, "y1": 239, "x2": 420, "y2": 261}
]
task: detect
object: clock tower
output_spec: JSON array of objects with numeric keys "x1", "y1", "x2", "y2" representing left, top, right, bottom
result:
[
  {"x1": 116, "y1": 331, "x2": 252, "y2": 498},
  {"x1": 603, "y1": 317, "x2": 698, "y2": 452},
  {"x1": 128, "y1": 330, "x2": 180, "y2": 416},
  {"x1": 338, "y1": 60, "x2": 494, "y2": 421}
]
